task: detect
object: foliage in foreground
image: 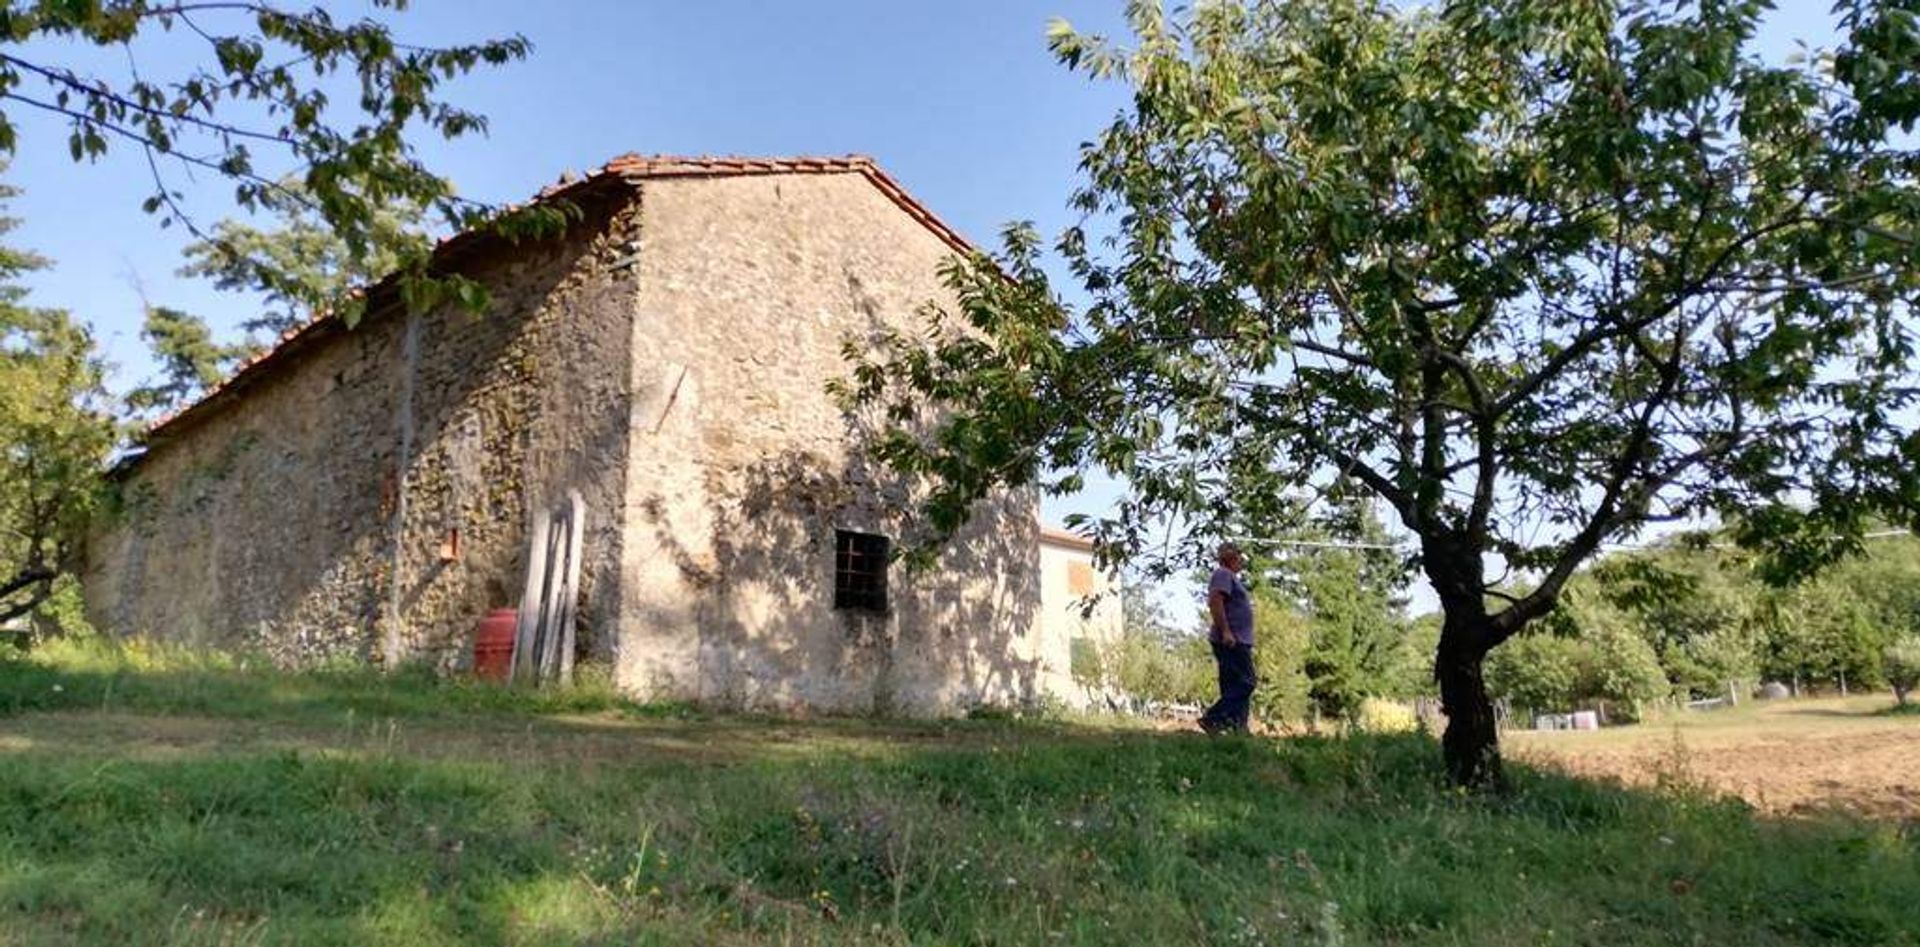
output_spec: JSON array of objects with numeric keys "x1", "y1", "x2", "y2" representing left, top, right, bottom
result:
[
  {"x1": 839, "y1": 0, "x2": 1920, "y2": 787},
  {"x1": 0, "y1": 0, "x2": 550, "y2": 323},
  {"x1": 1, "y1": 645, "x2": 1916, "y2": 946}
]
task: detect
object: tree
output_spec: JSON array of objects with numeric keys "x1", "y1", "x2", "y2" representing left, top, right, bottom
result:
[
  {"x1": 1586, "y1": 549, "x2": 1760, "y2": 697},
  {"x1": 1574, "y1": 604, "x2": 1672, "y2": 719},
  {"x1": 1761, "y1": 577, "x2": 1888, "y2": 692},
  {"x1": 1260, "y1": 499, "x2": 1411, "y2": 719},
  {"x1": 1886, "y1": 637, "x2": 1920, "y2": 706},
  {"x1": 126, "y1": 175, "x2": 434, "y2": 415},
  {"x1": 178, "y1": 177, "x2": 433, "y2": 335},
  {"x1": 1489, "y1": 593, "x2": 1670, "y2": 721},
  {"x1": 1386, "y1": 613, "x2": 1442, "y2": 698},
  {"x1": 1247, "y1": 584, "x2": 1312, "y2": 724},
  {"x1": 1806, "y1": 532, "x2": 1920, "y2": 688},
  {"x1": 124, "y1": 305, "x2": 248, "y2": 414},
  {"x1": 1485, "y1": 632, "x2": 1583, "y2": 717},
  {"x1": 838, "y1": 1, "x2": 1920, "y2": 787},
  {"x1": 0, "y1": 1, "x2": 557, "y2": 321},
  {"x1": 0, "y1": 179, "x2": 113, "y2": 626},
  {"x1": 1577, "y1": 533, "x2": 1920, "y2": 697}
]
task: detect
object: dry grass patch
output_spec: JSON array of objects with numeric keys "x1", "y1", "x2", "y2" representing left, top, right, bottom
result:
[{"x1": 1509, "y1": 696, "x2": 1920, "y2": 819}]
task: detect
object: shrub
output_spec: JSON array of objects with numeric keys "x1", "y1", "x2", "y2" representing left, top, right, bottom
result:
[
  {"x1": 1102, "y1": 630, "x2": 1212, "y2": 707},
  {"x1": 1355, "y1": 697, "x2": 1418, "y2": 733},
  {"x1": 1885, "y1": 637, "x2": 1920, "y2": 706},
  {"x1": 1586, "y1": 621, "x2": 1672, "y2": 721},
  {"x1": 1250, "y1": 598, "x2": 1312, "y2": 725},
  {"x1": 1068, "y1": 636, "x2": 1103, "y2": 690},
  {"x1": 1486, "y1": 633, "x2": 1585, "y2": 713}
]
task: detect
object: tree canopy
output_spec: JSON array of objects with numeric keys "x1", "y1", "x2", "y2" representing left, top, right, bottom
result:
[
  {"x1": 125, "y1": 177, "x2": 435, "y2": 416},
  {"x1": 840, "y1": 0, "x2": 1920, "y2": 786},
  {"x1": 1489, "y1": 531, "x2": 1920, "y2": 715},
  {"x1": 178, "y1": 176, "x2": 433, "y2": 335},
  {"x1": 0, "y1": 0, "x2": 553, "y2": 322},
  {"x1": 124, "y1": 304, "x2": 247, "y2": 414},
  {"x1": 0, "y1": 176, "x2": 113, "y2": 627}
]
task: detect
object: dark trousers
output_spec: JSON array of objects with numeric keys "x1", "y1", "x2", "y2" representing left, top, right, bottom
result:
[{"x1": 1202, "y1": 641, "x2": 1257, "y2": 731}]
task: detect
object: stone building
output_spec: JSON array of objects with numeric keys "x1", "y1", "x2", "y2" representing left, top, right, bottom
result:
[{"x1": 84, "y1": 155, "x2": 1061, "y2": 714}]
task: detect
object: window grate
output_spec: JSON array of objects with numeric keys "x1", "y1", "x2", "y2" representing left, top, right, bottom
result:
[{"x1": 834, "y1": 530, "x2": 890, "y2": 612}]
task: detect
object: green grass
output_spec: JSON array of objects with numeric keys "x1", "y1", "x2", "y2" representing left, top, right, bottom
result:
[
  {"x1": 0, "y1": 636, "x2": 686, "y2": 723},
  {"x1": 1, "y1": 640, "x2": 1915, "y2": 946}
]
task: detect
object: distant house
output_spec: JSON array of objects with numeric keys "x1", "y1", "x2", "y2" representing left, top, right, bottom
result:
[
  {"x1": 1035, "y1": 526, "x2": 1125, "y2": 706},
  {"x1": 84, "y1": 154, "x2": 1086, "y2": 714}
]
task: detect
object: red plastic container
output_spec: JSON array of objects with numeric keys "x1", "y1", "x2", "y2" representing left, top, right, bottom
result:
[{"x1": 472, "y1": 608, "x2": 519, "y2": 681}]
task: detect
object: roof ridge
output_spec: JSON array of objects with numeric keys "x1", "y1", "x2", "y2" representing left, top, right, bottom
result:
[
  {"x1": 577, "y1": 153, "x2": 973, "y2": 257},
  {"x1": 135, "y1": 152, "x2": 979, "y2": 452}
]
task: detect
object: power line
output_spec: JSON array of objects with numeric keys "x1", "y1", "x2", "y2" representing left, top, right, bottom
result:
[
  {"x1": 1230, "y1": 528, "x2": 1914, "y2": 555},
  {"x1": 1231, "y1": 536, "x2": 1401, "y2": 551}
]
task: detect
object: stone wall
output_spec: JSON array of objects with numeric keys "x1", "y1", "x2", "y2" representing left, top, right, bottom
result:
[
  {"x1": 616, "y1": 172, "x2": 1043, "y2": 713},
  {"x1": 84, "y1": 194, "x2": 643, "y2": 666},
  {"x1": 84, "y1": 167, "x2": 1044, "y2": 715}
]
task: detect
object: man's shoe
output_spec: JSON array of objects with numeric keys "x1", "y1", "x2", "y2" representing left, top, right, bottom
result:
[{"x1": 1197, "y1": 718, "x2": 1226, "y2": 735}]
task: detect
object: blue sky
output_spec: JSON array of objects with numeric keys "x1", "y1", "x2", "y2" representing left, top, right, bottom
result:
[
  {"x1": 7, "y1": 1, "x2": 1131, "y2": 380},
  {"x1": 4, "y1": 1, "x2": 1844, "y2": 619}
]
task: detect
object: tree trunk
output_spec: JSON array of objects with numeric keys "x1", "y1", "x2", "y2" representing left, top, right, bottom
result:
[
  {"x1": 1435, "y1": 604, "x2": 1504, "y2": 791},
  {"x1": 0, "y1": 563, "x2": 56, "y2": 625}
]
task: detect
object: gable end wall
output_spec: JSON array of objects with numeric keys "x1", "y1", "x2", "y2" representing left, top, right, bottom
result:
[{"x1": 615, "y1": 172, "x2": 1043, "y2": 713}]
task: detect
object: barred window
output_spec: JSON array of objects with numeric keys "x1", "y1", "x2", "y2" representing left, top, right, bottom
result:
[{"x1": 834, "y1": 530, "x2": 890, "y2": 612}]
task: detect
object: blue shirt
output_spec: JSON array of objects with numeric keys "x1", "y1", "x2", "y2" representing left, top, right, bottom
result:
[{"x1": 1208, "y1": 567, "x2": 1254, "y2": 645}]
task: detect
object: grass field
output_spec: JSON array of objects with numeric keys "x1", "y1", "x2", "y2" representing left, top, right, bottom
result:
[
  {"x1": 2, "y1": 641, "x2": 1916, "y2": 946},
  {"x1": 1510, "y1": 696, "x2": 1920, "y2": 820}
]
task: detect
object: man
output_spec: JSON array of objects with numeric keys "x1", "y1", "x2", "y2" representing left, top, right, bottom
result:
[{"x1": 1200, "y1": 542, "x2": 1258, "y2": 734}]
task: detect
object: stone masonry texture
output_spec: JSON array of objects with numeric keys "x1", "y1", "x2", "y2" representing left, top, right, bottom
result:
[{"x1": 84, "y1": 161, "x2": 1048, "y2": 714}]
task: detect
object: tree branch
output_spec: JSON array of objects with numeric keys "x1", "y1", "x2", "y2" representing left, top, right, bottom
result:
[
  {"x1": 0, "y1": 53, "x2": 297, "y2": 145},
  {"x1": 0, "y1": 91, "x2": 311, "y2": 210},
  {"x1": 1491, "y1": 310, "x2": 1696, "y2": 639},
  {"x1": 1492, "y1": 212, "x2": 1815, "y2": 418},
  {"x1": 0, "y1": 564, "x2": 56, "y2": 624}
]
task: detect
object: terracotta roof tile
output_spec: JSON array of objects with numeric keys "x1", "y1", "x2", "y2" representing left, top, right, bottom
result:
[
  {"x1": 132, "y1": 154, "x2": 980, "y2": 456},
  {"x1": 581, "y1": 154, "x2": 977, "y2": 256},
  {"x1": 1039, "y1": 525, "x2": 1097, "y2": 552}
]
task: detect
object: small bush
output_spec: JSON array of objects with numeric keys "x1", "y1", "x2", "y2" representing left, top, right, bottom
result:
[
  {"x1": 1068, "y1": 636, "x2": 1103, "y2": 689},
  {"x1": 1487, "y1": 633, "x2": 1585, "y2": 713},
  {"x1": 1487, "y1": 618, "x2": 1671, "y2": 721},
  {"x1": 1885, "y1": 636, "x2": 1920, "y2": 706},
  {"x1": 1101, "y1": 629, "x2": 1212, "y2": 707},
  {"x1": 1354, "y1": 697, "x2": 1417, "y2": 733}
]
